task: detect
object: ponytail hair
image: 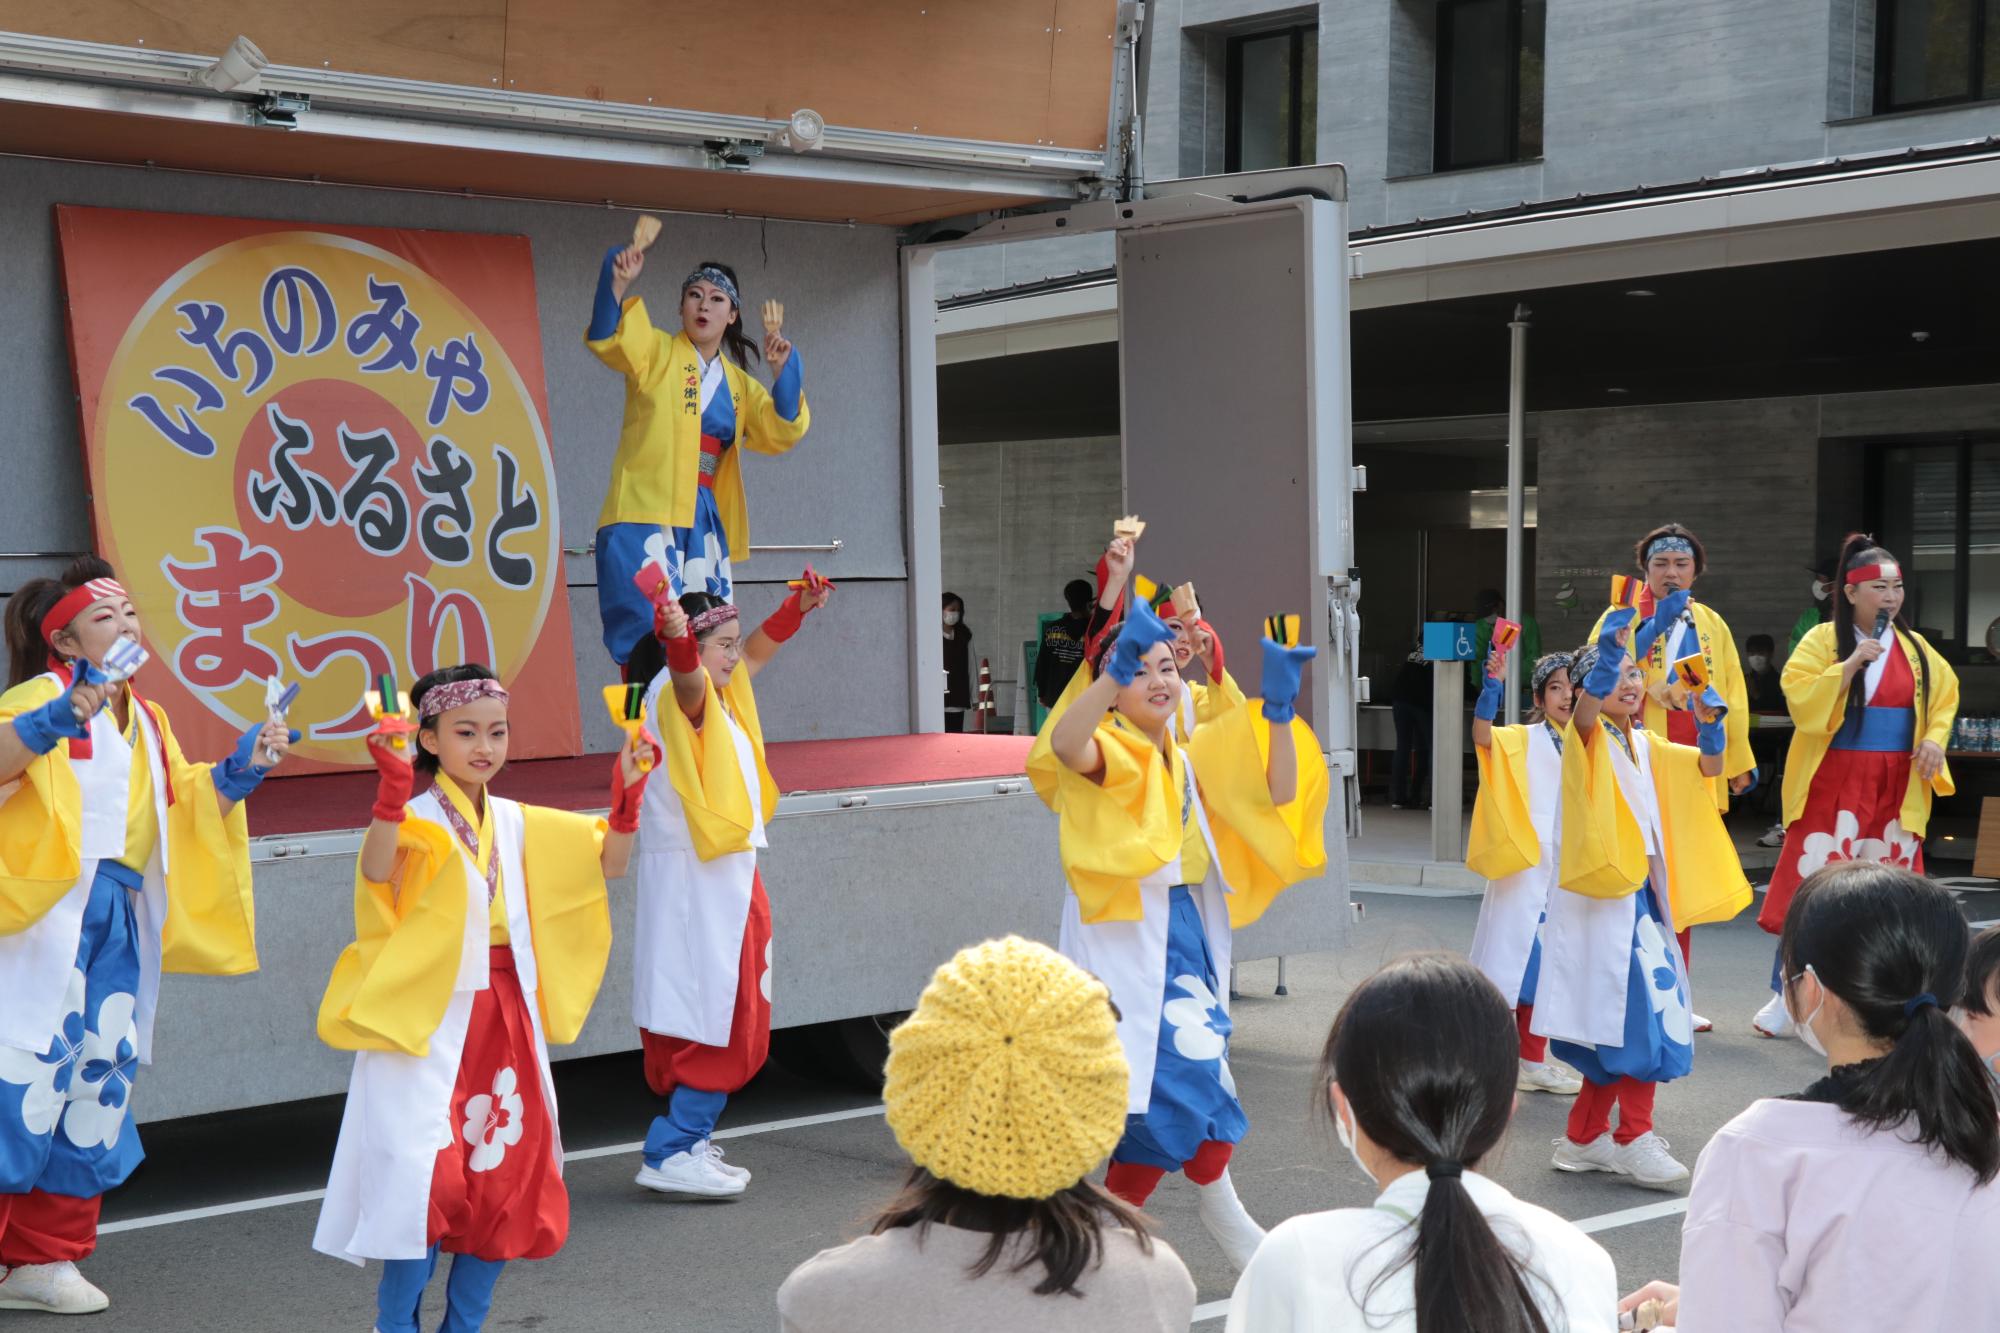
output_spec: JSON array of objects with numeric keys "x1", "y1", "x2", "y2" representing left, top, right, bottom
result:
[
  {"x1": 1781, "y1": 861, "x2": 2000, "y2": 1185},
  {"x1": 6, "y1": 554, "x2": 119, "y2": 687},
  {"x1": 1319, "y1": 953, "x2": 1553, "y2": 1333},
  {"x1": 688, "y1": 258, "x2": 762, "y2": 370},
  {"x1": 1829, "y1": 532, "x2": 1919, "y2": 717}
]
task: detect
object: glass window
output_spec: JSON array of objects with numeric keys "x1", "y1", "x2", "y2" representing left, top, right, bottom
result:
[
  {"x1": 1876, "y1": 0, "x2": 1998, "y2": 112},
  {"x1": 1226, "y1": 25, "x2": 1318, "y2": 172},
  {"x1": 1435, "y1": 0, "x2": 1547, "y2": 171},
  {"x1": 1873, "y1": 439, "x2": 2000, "y2": 663}
]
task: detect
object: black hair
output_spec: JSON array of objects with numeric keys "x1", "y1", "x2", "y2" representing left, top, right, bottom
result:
[
  {"x1": 1830, "y1": 532, "x2": 1926, "y2": 719},
  {"x1": 1632, "y1": 522, "x2": 1706, "y2": 577},
  {"x1": 7, "y1": 554, "x2": 119, "y2": 687},
  {"x1": 1319, "y1": 953, "x2": 1553, "y2": 1333},
  {"x1": 625, "y1": 629, "x2": 666, "y2": 691},
  {"x1": 1780, "y1": 862, "x2": 2000, "y2": 1184},
  {"x1": 1525, "y1": 653, "x2": 1573, "y2": 724},
  {"x1": 1063, "y1": 579, "x2": 1093, "y2": 615},
  {"x1": 869, "y1": 1167, "x2": 1154, "y2": 1299},
  {"x1": 942, "y1": 591, "x2": 965, "y2": 613},
  {"x1": 678, "y1": 590, "x2": 737, "y2": 642},
  {"x1": 1746, "y1": 633, "x2": 1775, "y2": 652},
  {"x1": 1473, "y1": 588, "x2": 1504, "y2": 617},
  {"x1": 686, "y1": 259, "x2": 762, "y2": 369},
  {"x1": 410, "y1": 663, "x2": 499, "y2": 777},
  {"x1": 1968, "y1": 926, "x2": 2000, "y2": 1019}
]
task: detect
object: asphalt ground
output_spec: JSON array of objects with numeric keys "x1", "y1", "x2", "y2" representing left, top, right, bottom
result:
[{"x1": 29, "y1": 878, "x2": 2000, "y2": 1331}]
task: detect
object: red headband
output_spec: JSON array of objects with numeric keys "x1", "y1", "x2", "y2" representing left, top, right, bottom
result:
[
  {"x1": 40, "y1": 578, "x2": 128, "y2": 647},
  {"x1": 1845, "y1": 562, "x2": 1900, "y2": 586}
]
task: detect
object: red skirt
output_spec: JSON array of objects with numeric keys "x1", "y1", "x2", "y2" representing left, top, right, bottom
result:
[
  {"x1": 427, "y1": 947, "x2": 568, "y2": 1260},
  {"x1": 1759, "y1": 749, "x2": 1922, "y2": 933},
  {"x1": 641, "y1": 872, "x2": 772, "y2": 1097}
]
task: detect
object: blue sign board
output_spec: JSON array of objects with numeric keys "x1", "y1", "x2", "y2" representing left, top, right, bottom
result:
[{"x1": 1423, "y1": 621, "x2": 1478, "y2": 662}]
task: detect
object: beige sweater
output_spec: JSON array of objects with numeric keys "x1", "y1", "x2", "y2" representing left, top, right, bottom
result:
[{"x1": 777, "y1": 1222, "x2": 1196, "y2": 1332}]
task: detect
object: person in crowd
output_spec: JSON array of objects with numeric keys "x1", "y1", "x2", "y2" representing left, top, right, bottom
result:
[
  {"x1": 584, "y1": 235, "x2": 808, "y2": 665},
  {"x1": 0, "y1": 558, "x2": 291, "y2": 1316},
  {"x1": 1030, "y1": 590, "x2": 1326, "y2": 1269},
  {"x1": 1468, "y1": 647, "x2": 1582, "y2": 1096},
  {"x1": 1389, "y1": 634, "x2": 1432, "y2": 810},
  {"x1": 1751, "y1": 535, "x2": 1957, "y2": 1038},
  {"x1": 1537, "y1": 614, "x2": 1747, "y2": 1190},
  {"x1": 624, "y1": 578, "x2": 830, "y2": 1196},
  {"x1": 776, "y1": 936, "x2": 1196, "y2": 1333},
  {"x1": 941, "y1": 593, "x2": 972, "y2": 733},
  {"x1": 1743, "y1": 633, "x2": 1783, "y2": 711},
  {"x1": 1036, "y1": 578, "x2": 1097, "y2": 708},
  {"x1": 1786, "y1": 557, "x2": 1837, "y2": 659},
  {"x1": 1227, "y1": 952, "x2": 1617, "y2": 1332},
  {"x1": 1956, "y1": 925, "x2": 2000, "y2": 1089},
  {"x1": 1619, "y1": 862, "x2": 2000, "y2": 1330}
]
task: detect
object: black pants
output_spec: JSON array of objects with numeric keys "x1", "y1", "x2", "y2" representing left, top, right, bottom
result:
[
  {"x1": 944, "y1": 711, "x2": 965, "y2": 733},
  {"x1": 1390, "y1": 701, "x2": 1431, "y2": 806}
]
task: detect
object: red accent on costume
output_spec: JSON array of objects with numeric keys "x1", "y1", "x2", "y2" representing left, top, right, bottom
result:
[
  {"x1": 607, "y1": 749, "x2": 653, "y2": 835},
  {"x1": 641, "y1": 872, "x2": 772, "y2": 1097},
  {"x1": 697, "y1": 435, "x2": 724, "y2": 489},
  {"x1": 39, "y1": 580, "x2": 127, "y2": 647},
  {"x1": 370, "y1": 741, "x2": 414, "y2": 824},
  {"x1": 660, "y1": 617, "x2": 701, "y2": 675},
  {"x1": 425, "y1": 948, "x2": 568, "y2": 1261},
  {"x1": 1182, "y1": 1139, "x2": 1234, "y2": 1186},
  {"x1": 1759, "y1": 645, "x2": 1921, "y2": 934},
  {"x1": 1104, "y1": 1161, "x2": 1166, "y2": 1206},
  {"x1": 1844, "y1": 562, "x2": 1899, "y2": 585},
  {"x1": 0, "y1": 1190, "x2": 101, "y2": 1265},
  {"x1": 1566, "y1": 1077, "x2": 1656, "y2": 1146},
  {"x1": 1198, "y1": 619, "x2": 1226, "y2": 682},
  {"x1": 1516, "y1": 1003, "x2": 1548, "y2": 1063},
  {"x1": 760, "y1": 590, "x2": 806, "y2": 644}
]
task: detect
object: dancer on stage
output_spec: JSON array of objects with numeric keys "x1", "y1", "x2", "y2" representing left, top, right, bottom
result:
[
  {"x1": 1029, "y1": 594, "x2": 1327, "y2": 1268},
  {"x1": 0, "y1": 558, "x2": 290, "y2": 1316},
  {"x1": 1538, "y1": 609, "x2": 1749, "y2": 1190},
  {"x1": 1751, "y1": 534, "x2": 1957, "y2": 1038},
  {"x1": 1466, "y1": 646, "x2": 1582, "y2": 1096},
  {"x1": 314, "y1": 666, "x2": 653, "y2": 1333},
  {"x1": 1089, "y1": 535, "x2": 1242, "y2": 740},
  {"x1": 622, "y1": 577, "x2": 829, "y2": 1197},
  {"x1": 586, "y1": 231, "x2": 809, "y2": 666}
]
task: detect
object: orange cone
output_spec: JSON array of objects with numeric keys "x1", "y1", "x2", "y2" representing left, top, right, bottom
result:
[{"x1": 973, "y1": 658, "x2": 993, "y2": 733}]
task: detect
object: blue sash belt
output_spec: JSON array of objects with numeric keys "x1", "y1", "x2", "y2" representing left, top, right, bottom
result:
[{"x1": 1832, "y1": 706, "x2": 1915, "y2": 753}]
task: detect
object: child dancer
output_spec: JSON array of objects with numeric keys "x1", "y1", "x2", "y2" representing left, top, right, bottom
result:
[
  {"x1": 313, "y1": 665, "x2": 654, "y2": 1333},
  {"x1": 1029, "y1": 595, "x2": 1327, "y2": 1268},
  {"x1": 624, "y1": 577, "x2": 830, "y2": 1196},
  {"x1": 1466, "y1": 647, "x2": 1582, "y2": 1096},
  {"x1": 0, "y1": 558, "x2": 289, "y2": 1316}
]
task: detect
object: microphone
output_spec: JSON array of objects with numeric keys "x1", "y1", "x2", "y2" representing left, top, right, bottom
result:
[{"x1": 1873, "y1": 609, "x2": 1891, "y2": 640}]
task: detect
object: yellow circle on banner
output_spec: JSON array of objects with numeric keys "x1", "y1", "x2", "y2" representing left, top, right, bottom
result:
[{"x1": 95, "y1": 231, "x2": 558, "y2": 764}]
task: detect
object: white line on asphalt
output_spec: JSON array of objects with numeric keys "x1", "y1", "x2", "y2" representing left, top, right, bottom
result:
[
  {"x1": 98, "y1": 1103, "x2": 888, "y2": 1235},
  {"x1": 1193, "y1": 1298, "x2": 1230, "y2": 1324}
]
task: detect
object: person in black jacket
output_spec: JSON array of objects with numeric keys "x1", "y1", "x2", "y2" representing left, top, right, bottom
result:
[
  {"x1": 942, "y1": 593, "x2": 972, "y2": 732},
  {"x1": 1036, "y1": 580, "x2": 1095, "y2": 708},
  {"x1": 1390, "y1": 635, "x2": 1433, "y2": 809}
]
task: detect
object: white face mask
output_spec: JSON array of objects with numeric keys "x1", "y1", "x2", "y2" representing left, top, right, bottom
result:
[
  {"x1": 1812, "y1": 579, "x2": 1831, "y2": 602},
  {"x1": 943, "y1": 610, "x2": 960, "y2": 627},
  {"x1": 1747, "y1": 654, "x2": 1770, "y2": 671},
  {"x1": 1787, "y1": 964, "x2": 1829, "y2": 1058},
  {"x1": 1333, "y1": 1087, "x2": 1378, "y2": 1186}
]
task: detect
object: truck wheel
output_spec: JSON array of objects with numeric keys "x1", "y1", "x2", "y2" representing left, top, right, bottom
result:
[{"x1": 769, "y1": 1013, "x2": 907, "y2": 1091}]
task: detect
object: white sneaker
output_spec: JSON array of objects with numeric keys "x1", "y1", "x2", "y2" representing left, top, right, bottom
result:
[
  {"x1": 1517, "y1": 1060, "x2": 1583, "y2": 1095},
  {"x1": 1692, "y1": 1012, "x2": 1713, "y2": 1033},
  {"x1": 0, "y1": 1260, "x2": 110, "y2": 1313},
  {"x1": 697, "y1": 1138, "x2": 751, "y2": 1183},
  {"x1": 1758, "y1": 823, "x2": 1786, "y2": 849},
  {"x1": 1752, "y1": 992, "x2": 1795, "y2": 1039},
  {"x1": 635, "y1": 1149, "x2": 747, "y2": 1197},
  {"x1": 1551, "y1": 1133, "x2": 1623, "y2": 1176},
  {"x1": 1614, "y1": 1132, "x2": 1690, "y2": 1190},
  {"x1": 1194, "y1": 1170, "x2": 1266, "y2": 1271}
]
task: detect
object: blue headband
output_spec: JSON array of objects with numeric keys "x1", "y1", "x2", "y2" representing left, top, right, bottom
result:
[
  {"x1": 682, "y1": 266, "x2": 741, "y2": 308},
  {"x1": 1645, "y1": 535, "x2": 1695, "y2": 561}
]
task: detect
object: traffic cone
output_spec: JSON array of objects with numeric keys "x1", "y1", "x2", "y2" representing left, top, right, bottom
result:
[{"x1": 973, "y1": 658, "x2": 994, "y2": 733}]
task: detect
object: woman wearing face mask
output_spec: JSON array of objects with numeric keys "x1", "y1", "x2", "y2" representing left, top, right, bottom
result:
[
  {"x1": 1742, "y1": 635, "x2": 1782, "y2": 711},
  {"x1": 1751, "y1": 535, "x2": 1958, "y2": 1039},
  {"x1": 1228, "y1": 953, "x2": 1617, "y2": 1332},
  {"x1": 1620, "y1": 863, "x2": 2000, "y2": 1330},
  {"x1": 622, "y1": 577, "x2": 829, "y2": 1196},
  {"x1": 941, "y1": 593, "x2": 972, "y2": 733},
  {"x1": 314, "y1": 665, "x2": 654, "y2": 1333},
  {"x1": 1467, "y1": 650, "x2": 1582, "y2": 1097},
  {"x1": 1786, "y1": 557, "x2": 1837, "y2": 658},
  {"x1": 0, "y1": 557, "x2": 291, "y2": 1316},
  {"x1": 1030, "y1": 592, "x2": 1326, "y2": 1269},
  {"x1": 1957, "y1": 925, "x2": 2000, "y2": 1091},
  {"x1": 586, "y1": 235, "x2": 809, "y2": 667},
  {"x1": 1535, "y1": 611, "x2": 1747, "y2": 1190}
]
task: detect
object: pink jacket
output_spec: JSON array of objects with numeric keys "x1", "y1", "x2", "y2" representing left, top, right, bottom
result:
[{"x1": 1679, "y1": 1098, "x2": 2000, "y2": 1331}]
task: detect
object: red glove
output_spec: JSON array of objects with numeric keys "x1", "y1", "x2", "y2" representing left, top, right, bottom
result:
[
  {"x1": 608, "y1": 738, "x2": 658, "y2": 834},
  {"x1": 655, "y1": 602, "x2": 701, "y2": 674},
  {"x1": 760, "y1": 589, "x2": 807, "y2": 644},
  {"x1": 1196, "y1": 617, "x2": 1226, "y2": 680},
  {"x1": 369, "y1": 736, "x2": 414, "y2": 823}
]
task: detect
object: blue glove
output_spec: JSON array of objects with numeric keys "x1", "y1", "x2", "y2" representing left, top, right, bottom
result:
[
  {"x1": 212, "y1": 722, "x2": 300, "y2": 802},
  {"x1": 1103, "y1": 596, "x2": 1177, "y2": 686},
  {"x1": 1632, "y1": 587, "x2": 1690, "y2": 660},
  {"x1": 1260, "y1": 638, "x2": 1318, "y2": 724},
  {"x1": 587, "y1": 244, "x2": 624, "y2": 340},
  {"x1": 1474, "y1": 669, "x2": 1506, "y2": 722},
  {"x1": 1695, "y1": 685, "x2": 1729, "y2": 756},
  {"x1": 1584, "y1": 608, "x2": 1635, "y2": 697},
  {"x1": 771, "y1": 348, "x2": 804, "y2": 422},
  {"x1": 11, "y1": 687, "x2": 92, "y2": 756}
]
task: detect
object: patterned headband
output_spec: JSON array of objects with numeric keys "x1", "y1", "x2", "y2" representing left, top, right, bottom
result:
[
  {"x1": 1644, "y1": 535, "x2": 1695, "y2": 561},
  {"x1": 1569, "y1": 644, "x2": 1604, "y2": 689},
  {"x1": 690, "y1": 603, "x2": 740, "y2": 636},
  {"x1": 418, "y1": 677, "x2": 510, "y2": 719},
  {"x1": 682, "y1": 265, "x2": 741, "y2": 308},
  {"x1": 1531, "y1": 652, "x2": 1575, "y2": 695},
  {"x1": 41, "y1": 577, "x2": 129, "y2": 645}
]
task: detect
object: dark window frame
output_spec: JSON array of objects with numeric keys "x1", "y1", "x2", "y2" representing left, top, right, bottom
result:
[
  {"x1": 1224, "y1": 24, "x2": 1313, "y2": 173},
  {"x1": 1863, "y1": 435, "x2": 1993, "y2": 661},
  {"x1": 1873, "y1": 0, "x2": 1996, "y2": 114},
  {"x1": 1434, "y1": 0, "x2": 1542, "y2": 172}
]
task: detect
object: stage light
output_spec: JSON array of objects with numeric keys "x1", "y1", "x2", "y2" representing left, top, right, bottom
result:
[
  {"x1": 778, "y1": 107, "x2": 825, "y2": 153},
  {"x1": 195, "y1": 35, "x2": 268, "y2": 93}
]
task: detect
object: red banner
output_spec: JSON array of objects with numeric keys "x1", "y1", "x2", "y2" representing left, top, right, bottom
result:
[{"x1": 56, "y1": 206, "x2": 580, "y2": 770}]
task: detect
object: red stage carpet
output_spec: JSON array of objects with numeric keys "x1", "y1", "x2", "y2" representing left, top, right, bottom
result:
[{"x1": 247, "y1": 733, "x2": 1036, "y2": 837}]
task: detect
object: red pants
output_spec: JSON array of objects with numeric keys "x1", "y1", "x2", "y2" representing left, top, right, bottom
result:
[
  {"x1": 1516, "y1": 1004, "x2": 1548, "y2": 1063},
  {"x1": 641, "y1": 874, "x2": 772, "y2": 1098},
  {"x1": 1566, "y1": 1077, "x2": 1656, "y2": 1145},
  {"x1": 1104, "y1": 1140, "x2": 1232, "y2": 1205},
  {"x1": 0, "y1": 1190, "x2": 100, "y2": 1265}
]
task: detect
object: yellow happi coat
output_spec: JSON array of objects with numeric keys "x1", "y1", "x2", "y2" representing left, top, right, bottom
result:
[
  {"x1": 586, "y1": 299, "x2": 810, "y2": 561},
  {"x1": 1590, "y1": 599, "x2": 1753, "y2": 805},
  {"x1": 654, "y1": 668, "x2": 780, "y2": 863}
]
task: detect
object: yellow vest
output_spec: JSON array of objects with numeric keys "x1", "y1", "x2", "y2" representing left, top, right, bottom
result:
[
  {"x1": 1779, "y1": 623, "x2": 1957, "y2": 836},
  {"x1": 1589, "y1": 598, "x2": 1753, "y2": 805},
  {"x1": 1467, "y1": 724, "x2": 1539, "y2": 882},
  {"x1": 586, "y1": 299, "x2": 810, "y2": 560}
]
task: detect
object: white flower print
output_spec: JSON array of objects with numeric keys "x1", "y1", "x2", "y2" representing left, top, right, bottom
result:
[
  {"x1": 1876, "y1": 819, "x2": 1922, "y2": 870},
  {"x1": 1796, "y1": 809, "x2": 1922, "y2": 880},
  {"x1": 1162, "y1": 974, "x2": 1228, "y2": 1062},
  {"x1": 461, "y1": 1066, "x2": 525, "y2": 1173},
  {"x1": 0, "y1": 968, "x2": 86, "y2": 1137},
  {"x1": 758, "y1": 940, "x2": 772, "y2": 1004},
  {"x1": 62, "y1": 990, "x2": 138, "y2": 1151},
  {"x1": 1634, "y1": 915, "x2": 1693, "y2": 1046}
]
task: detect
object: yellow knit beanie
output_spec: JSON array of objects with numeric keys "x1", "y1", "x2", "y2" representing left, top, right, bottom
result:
[{"x1": 884, "y1": 936, "x2": 1129, "y2": 1200}]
